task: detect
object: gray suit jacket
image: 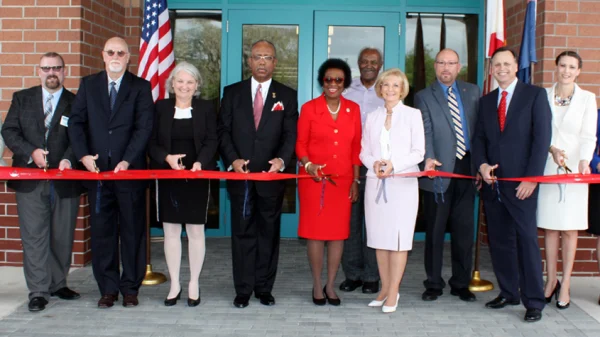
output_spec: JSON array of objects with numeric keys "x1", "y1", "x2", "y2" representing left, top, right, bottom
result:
[{"x1": 414, "y1": 80, "x2": 480, "y2": 193}]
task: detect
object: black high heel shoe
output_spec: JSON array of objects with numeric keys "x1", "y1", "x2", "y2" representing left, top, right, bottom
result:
[
  {"x1": 164, "y1": 289, "x2": 182, "y2": 306},
  {"x1": 324, "y1": 286, "x2": 341, "y2": 306},
  {"x1": 556, "y1": 287, "x2": 570, "y2": 309},
  {"x1": 188, "y1": 288, "x2": 201, "y2": 307},
  {"x1": 312, "y1": 288, "x2": 326, "y2": 306},
  {"x1": 544, "y1": 280, "x2": 561, "y2": 303}
]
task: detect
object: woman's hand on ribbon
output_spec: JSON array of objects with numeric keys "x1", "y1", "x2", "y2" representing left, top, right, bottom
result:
[
  {"x1": 166, "y1": 154, "x2": 186, "y2": 170},
  {"x1": 190, "y1": 162, "x2": 202, "y2": 172},
  {"x1": 80, "y1": 154, "x2": 99, "y2": 173},
  {"x1": 306, "y1": 163, "x2": 325, "y2": 182},
  {"x1": 479, "y1": 163, "x2": 499, "y2": 185},
  {"x1": 349, "y1": 181, "x2": 358, "y2": 203},
  {"x1": 550, "y1": 146, "x2": 567, "y2": 166},
  {"x1": 377, "y1": 159, "x2": 393, "y2": 178},
  {"x1": 579, "y1": 160, "x2": 591, "y2": 175}
]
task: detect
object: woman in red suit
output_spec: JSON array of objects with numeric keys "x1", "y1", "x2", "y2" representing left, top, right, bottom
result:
[{"x1": 296, "y1": 59, "x2": 361, "y2": 306}]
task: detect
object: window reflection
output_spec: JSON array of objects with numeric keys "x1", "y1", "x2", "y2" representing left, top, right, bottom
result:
[{"x1": 327, "y1": 26, "x2": 384, "y2": 79}]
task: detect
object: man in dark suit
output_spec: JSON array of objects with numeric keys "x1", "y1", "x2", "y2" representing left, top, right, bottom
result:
[
  {"x1": 218, "y1": 40, "x2": 298, "y2": 308},
  {"x1": 68, "y1": 37, "x2": 154, "y2": 309},
  {"x1": 472, "y1": 47, "x2": 551, "y2": 322},
  {"x1": 415, "y1": 48, "x2": 480, "y2": 303},
  {"x1": 2, "y1": 52, "x2": 82, "y2": 312}
]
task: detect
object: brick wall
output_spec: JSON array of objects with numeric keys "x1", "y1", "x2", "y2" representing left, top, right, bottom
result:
[
  {"x1": 0, "y1": 0, "x2": 142, "y2": 266},
  {"x1": 497, "y1": 0, "x2": 600, "y2": 276}
]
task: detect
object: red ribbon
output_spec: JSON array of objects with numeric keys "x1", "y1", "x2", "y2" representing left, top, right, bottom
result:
[{"x1": 0, "y1": 167, "x2": 597, "y2": 184}]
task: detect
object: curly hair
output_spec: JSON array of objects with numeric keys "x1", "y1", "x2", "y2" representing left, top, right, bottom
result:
[{"x1": 317, "y1": 58, "x2": 352, "y2": 89}]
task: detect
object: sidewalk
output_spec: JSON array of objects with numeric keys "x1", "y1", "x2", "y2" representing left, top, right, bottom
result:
[{"x1": 1, "y1": 239, "x2": 599, "y2": 337}]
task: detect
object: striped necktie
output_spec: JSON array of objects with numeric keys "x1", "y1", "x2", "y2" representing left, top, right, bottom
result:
[
  {"x1": 44, "y1": 94, "x2": 53, "y2": 140},
  {"x1": 448, "y1": 87, "x2": 466, "y2": 159}
]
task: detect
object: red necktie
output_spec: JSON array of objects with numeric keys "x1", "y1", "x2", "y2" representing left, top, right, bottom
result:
[
  {"x1": 498, "y1": 91, "x2": 508, "y2": 132},
  {"x1": 253, "y1": 84, "x2": 263, "y2": 129}
]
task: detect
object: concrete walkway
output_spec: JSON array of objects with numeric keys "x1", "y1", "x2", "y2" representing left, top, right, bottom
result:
[{"x1": 1, "y1": 239, "x2": 600, "y2": 337}]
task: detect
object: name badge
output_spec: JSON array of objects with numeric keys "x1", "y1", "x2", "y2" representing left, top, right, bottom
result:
[{"x1": 60, "y1": 116, "x2": 69, "y2": 127}]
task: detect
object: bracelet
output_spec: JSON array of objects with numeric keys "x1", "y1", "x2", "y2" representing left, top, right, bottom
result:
[
  {"x1": 353, "y1": 178, "x2": 360, "y2": 185},
  {"x1": 304, "y1": 161, "x2": 312, "y2": 171}
]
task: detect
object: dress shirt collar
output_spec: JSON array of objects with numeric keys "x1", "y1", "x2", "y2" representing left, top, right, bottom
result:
[
  {"x1": 42, "y1": 86, "x2": 63, "y2": 112},
  {"x1": 497, "y1": 78, "x2": 518, "y2": 107},
  {"x1": 107, "y1": 73, "x2": 125, "y2": 92},
  {"x1": 436, "y1": 79, "x2": 459, "y2": 96},
  {"x1": 251, "y1": 77, "x2": 272, "y2": 103}
]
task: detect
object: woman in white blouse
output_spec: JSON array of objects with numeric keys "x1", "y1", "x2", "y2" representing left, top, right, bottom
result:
[
  {"x1": 538, "y1": 51, "x2": 598, "y2": 309},
  {"x1": 360, "y1": 68, "x2": 425, "y2": 313}
]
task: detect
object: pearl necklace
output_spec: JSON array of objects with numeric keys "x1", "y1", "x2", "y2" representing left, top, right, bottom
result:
[{"x1": 327, "y1": 102, "x2": 341, "y2": 115}]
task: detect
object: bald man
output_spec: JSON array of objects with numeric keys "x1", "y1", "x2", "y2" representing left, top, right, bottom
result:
[{"x1": 69, "y1": 37, "x2": 154, "y2": 309}]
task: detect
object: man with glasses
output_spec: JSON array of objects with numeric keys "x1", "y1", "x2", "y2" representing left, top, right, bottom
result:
[
  {"x1": 69, "y1": 37, "x2": 154, "y2": 309},
  {"x1": 218, "y1": 39, "x2": 298, "y2": 308},
  {"x1": 414, "y1": 48, "x2": 480, "y2": 303},
  {"x1": 339, "y1": 47, "x2": 384, "y2": 294},
  {"x1": 2, "y1": 52, "x2": 82, "y2": 312}
]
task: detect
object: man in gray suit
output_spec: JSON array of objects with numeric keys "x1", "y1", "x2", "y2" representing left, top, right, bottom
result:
[
  {"x1": 414, "y1": 48, "x2": 480, "y2": 303},
  {"x1": 2, "y1": 52, "x2": 82, "y2": 312}
]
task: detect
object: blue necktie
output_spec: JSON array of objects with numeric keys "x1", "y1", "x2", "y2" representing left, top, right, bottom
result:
[{"x1": 109, "y1": 81, "x2": 117, "y2": 111}]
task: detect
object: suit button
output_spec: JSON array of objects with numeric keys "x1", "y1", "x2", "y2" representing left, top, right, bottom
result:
[
  {"x1": 109, "y1": 130, "x2": 112, "y2": 135},
  {"x1": 334, "y1": 129, "x2": 338, "y2": 133},
  {"x1": 334, "y1": 141, "x2": 338, "y2": 146},
  {"x1": 333, "y1": 155, "x2": 337, "y2": 159}
]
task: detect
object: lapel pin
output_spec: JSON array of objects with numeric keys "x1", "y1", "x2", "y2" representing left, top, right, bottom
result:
[{"x1": 272, "y1": 92, "x2": 276, "y2": 99}]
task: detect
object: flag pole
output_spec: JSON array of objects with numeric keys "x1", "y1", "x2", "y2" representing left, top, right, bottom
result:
[
  {"x1": 142, "y1": 186, "x2": 167, "y2": 286},
  {"x1": 469, "y1": 196, "x2": 495, "y2": 292}
]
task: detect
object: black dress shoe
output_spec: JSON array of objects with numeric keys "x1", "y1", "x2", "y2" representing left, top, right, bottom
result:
[
  {"x1": 339, "y1": 279, "x2": 363, "y2": 292},
  {"x1": 233, "y1": 295, "x2": 250, "y2": 308},
  {"x1": 485, "y1": 295, "x2": 520, "y2": 309},
  {"x1": 421, "y1": 288, "x2": 443, "y2": 301},
  {"x1": 28, "y1": 297, "x2": 48, "y2": 312},
  {"x1": 450, "y1": 288, "x2": 476, "y2": 302},
  {"x1": 255, "y1": 292, "x2": 275, "y2": 306},
  {"x1": 97, "y1": 294, "x2": 118, "y2": 308},
  {"x1": 312, "y1": 288, "x2": 326, "y2": 306},
  {"x1": 524, "y1": 308, "x2": 542, "y2": 322},
  {"x1": 164, "y1": 290, "x2": 181, "y2": 306},
  {"x1": 50, "y1": 287, "x2": 80, "y2": 300},
  {"x1": 362, "y1": 281, "x2": 380, "y2": 294},
  {"x1": 122, "y1": 294, "x2": 139, "y2": 307},
  {"x1": 188, "y1": 297, "x2": 201, "y2": 307},
  {"x1": 324, "y1": 286, "x2": 341, "y2": 306}
]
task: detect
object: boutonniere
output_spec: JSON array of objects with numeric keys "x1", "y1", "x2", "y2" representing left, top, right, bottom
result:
[{"x1": 271, "y1": 101, "x2": 284, "y2": 111}]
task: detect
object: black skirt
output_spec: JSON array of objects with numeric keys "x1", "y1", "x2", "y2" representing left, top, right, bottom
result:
[{"x1": 588, "y1": 183, "x2": 600, "y2": 235}]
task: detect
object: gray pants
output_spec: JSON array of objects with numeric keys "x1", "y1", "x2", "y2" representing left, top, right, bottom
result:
[
  {"x1": 341, "y1": 166, "x2": 379, "y2": 282},
  {"x1": 16, "y1": 182, "x2": 79, "y2": 300}
]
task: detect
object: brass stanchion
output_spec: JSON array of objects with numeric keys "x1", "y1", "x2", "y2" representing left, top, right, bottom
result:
[
  {"x1": 469, "y1": 196, "x2": 494, "y2": 292},
  {"x1": 143, "y1": 186, "x2": 167, "y2": 286}
]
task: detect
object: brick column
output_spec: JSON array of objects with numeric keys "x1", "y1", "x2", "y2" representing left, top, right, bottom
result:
[{"x1": 0, "y1": 0, "x2": 142, "y2": 267}]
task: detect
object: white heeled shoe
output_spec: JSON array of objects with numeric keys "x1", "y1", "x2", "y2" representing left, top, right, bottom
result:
[
  {"x1": 382, "y1": 293, "x2": 399, "y2": 313},
  {"x1": 368, "y1": 297, "x2": 387, "y2": 307}
]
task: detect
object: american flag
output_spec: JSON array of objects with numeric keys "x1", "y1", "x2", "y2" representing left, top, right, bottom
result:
[{"x1": 138, "y1": 0, "x2": 175, "y2": 102}]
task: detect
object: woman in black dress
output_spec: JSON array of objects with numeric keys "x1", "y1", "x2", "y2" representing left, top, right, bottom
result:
[{"x1": 148, "y1": 62, "x2": 218, "y2": 306}]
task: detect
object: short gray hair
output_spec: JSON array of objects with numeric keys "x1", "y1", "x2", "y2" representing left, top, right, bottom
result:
[{"x1": 166, "y1": 61, "x2": 203, "y2": 97}]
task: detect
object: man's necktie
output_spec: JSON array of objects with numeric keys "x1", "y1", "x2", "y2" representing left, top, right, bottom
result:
[
  {"x1": 109, "y1": 81, "x2": 117, "y2": 111},
  {"x1": 44, "y1": 94, "x2": 53, "y2": 140},
  {"x1": 253, "y1": 84, "x2": 263, "y2": 129},
  {"x1": 448, "y1": 87, "x2": 466, "y2": 160},
  {"x1": 498, "y1": 91, "x2": 508, "y2": 132}
]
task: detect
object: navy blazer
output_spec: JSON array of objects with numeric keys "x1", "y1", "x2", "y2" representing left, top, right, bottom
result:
[
  {"x1": 472, "y1": 80, "x2": 552, "y2": 204},
  {"x1": 148, "y1": 98, "x2": 218, "y2": 171},
  {"x1": 68, "y1": 71, "x2": 154, "y2": 189},
  {"x1": 2, "y1": 86, "x2": 82, "y2": 197},
  {"x1": 415, "y1": 79, "x2": 480, "y2": 193},
  {"x1": 218, "y1": 79, "x2": 298, "y2": 196}
]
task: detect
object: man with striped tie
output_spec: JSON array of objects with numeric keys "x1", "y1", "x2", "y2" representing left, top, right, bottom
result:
[
  {"x1": 414, "y1": 48, "x2": 481, "y2": 303},
  {"x1": 2, "y1": 52, "x2": 83, "y2": 312}
]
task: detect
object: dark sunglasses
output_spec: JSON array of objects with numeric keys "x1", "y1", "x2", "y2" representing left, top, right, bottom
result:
[
  {"x1": 323, "y1": 77, "x2": 344, "y2": 84},
  {"x1": 39, "y1": 66, "x2": 63, "y2": 72},
  {"x1": 104, "y1": 50, "x2": 128, "y2": 57}
]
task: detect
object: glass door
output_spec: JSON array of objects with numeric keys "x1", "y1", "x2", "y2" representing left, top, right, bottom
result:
[
  {"x1": 312, "y1": 11, "x2": 401, "y2": 96},
  {"x1": 225, "y1": 10, "x2": 313, "y2": 237}
]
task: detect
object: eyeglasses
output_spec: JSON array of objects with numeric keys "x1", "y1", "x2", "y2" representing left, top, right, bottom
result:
[
  {"x1": 435, "y1": 61, "x2": 459, "y2": 67},
  {"x1": 323, "y1": 77, "x2": 344, "y2": 84},
  {"x1": 104, "y1": 50, "x2": 128, "y2": 57},
  {"x1": 39, "y1": 66, "x2": 64, "y2": 72},
  {"x1": 251, "y1": 55, "x2": 275, "y2": 62}
]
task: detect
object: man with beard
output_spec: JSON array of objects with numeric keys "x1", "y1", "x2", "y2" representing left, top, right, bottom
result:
[
  {"x1": 2, "y1": 52, "x2": 83, "y2": 312},
  {"x1": 69, "y1": 37, "x2": 154, "y2": 308},
  {"x1": 339, "y1": 47, "x2": 384, "y2": 294},
  {"x1": 218, "y1": 40, "x2": 298, "y2": 308}
]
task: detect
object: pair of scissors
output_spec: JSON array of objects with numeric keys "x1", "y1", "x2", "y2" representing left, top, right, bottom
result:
[
  {"x1": 43, "y1": 151, "x2": 49, "y2": 172},
  {"x1": 316, "y1": 166, "x2": 336, "y2": 185}
]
